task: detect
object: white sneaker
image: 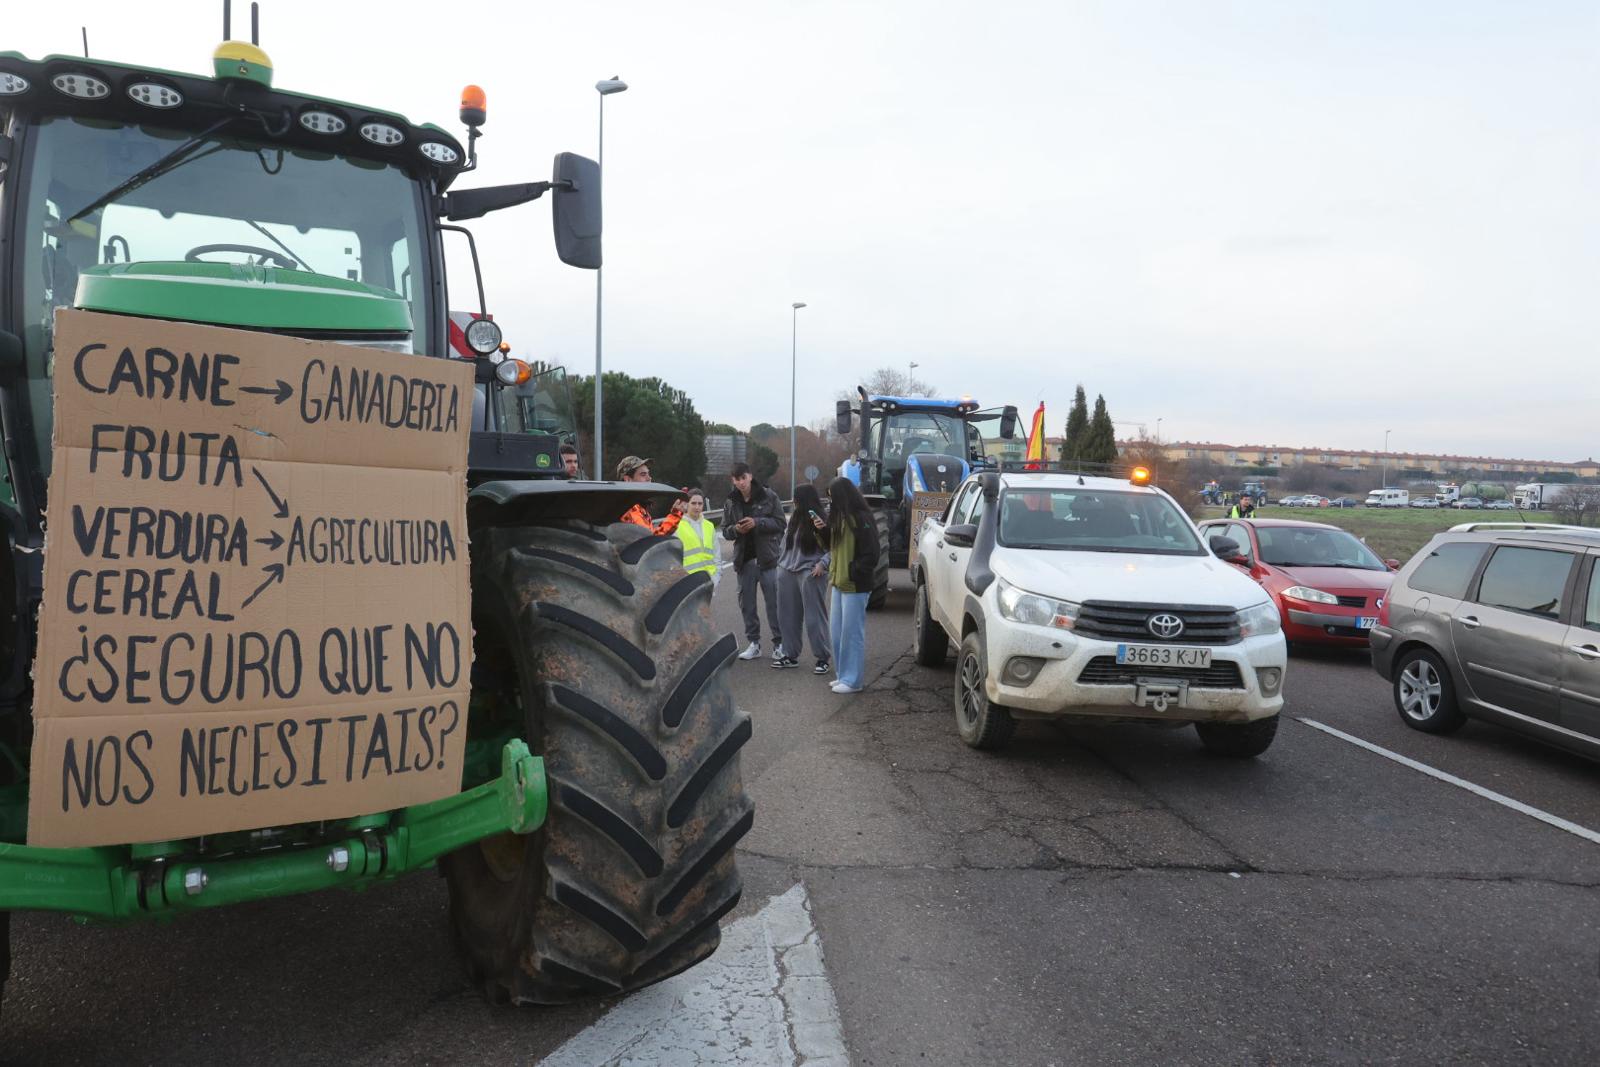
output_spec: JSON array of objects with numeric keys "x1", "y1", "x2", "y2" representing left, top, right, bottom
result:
[
  {"x1": 738, "y1": 642, "x2": 761, "y2": 661},
  {"x1": 770, "y1": 646, "x2": 785, "y2": 662},
  {"x1": 830, "y1": 681, "x2": 863, "y2": 694}
]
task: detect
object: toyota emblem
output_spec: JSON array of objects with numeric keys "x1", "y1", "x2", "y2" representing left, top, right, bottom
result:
[{"x1": 1147, "y1": 613, "x2": 1184, "y2": 639}]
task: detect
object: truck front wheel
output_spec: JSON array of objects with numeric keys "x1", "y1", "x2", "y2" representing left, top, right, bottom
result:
[{"x1": 441, "y1": 521, "x2": 753, "y2": 1004}]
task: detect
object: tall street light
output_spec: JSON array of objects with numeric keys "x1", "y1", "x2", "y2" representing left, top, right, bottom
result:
[
  {"x1": 1156, "y1": 417, "x2": 1163, "y2": 443},
  {"x1": 908, "y1": 360, "x2": 919, "y2": 392},
  {"x1": 791, "y1": 302, "x2": 807, "y2": 496},
  {"x1": 592, "y1": 75, "x2": 628, "y2": 479},
  {"x1": 1382, "y1": 429, "x2": 1392, "y2": 488}
]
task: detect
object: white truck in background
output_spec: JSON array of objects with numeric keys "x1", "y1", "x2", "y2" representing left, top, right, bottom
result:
[{"x1": 1513, "y1": 483, "x2": 1568, "y2": 510}]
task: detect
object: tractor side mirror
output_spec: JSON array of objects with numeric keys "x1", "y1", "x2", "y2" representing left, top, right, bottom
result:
[
  {"x1": 552, "y1": 152, "x2": 601, "y2": 269},
  {"x1": 998, "y1": 406, "x2": 1019, "y2": 440},
  {"x1": 835, "y1": 400, "x2": 852, "y2": 435}
]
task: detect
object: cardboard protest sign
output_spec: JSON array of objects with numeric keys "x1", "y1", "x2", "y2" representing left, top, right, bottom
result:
[
  {"x1": 28, "y1": 310, "x2": 475, "y2": 847},
  {"x1": 906, "y1": 492, "x2": 953, "y2": 571}
]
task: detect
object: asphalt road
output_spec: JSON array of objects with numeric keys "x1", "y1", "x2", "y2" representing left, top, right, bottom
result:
[{"x1": 4, "y1": 569, "x2": 1599, "y2": 1064}]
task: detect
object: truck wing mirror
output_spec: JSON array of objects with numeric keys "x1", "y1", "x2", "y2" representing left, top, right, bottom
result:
[
  {"x1": 835, "y1": 400, "x2": 852, "y2": 435},
  {"x1": 552, "y1": 152, "x2": 602, "y2": 269},
  {"x1": 979, "y1": 471, "x2": 1000, "y2": 502},
  {"x1": 998, "y1": 406, "x2": 1019, "y2": 440},
  {"x1": 944, "y1": 523, "x2": 978, "y2": 548},
  {"x1": 0, "y1": 330, "x2": 22, "y2": 383}
]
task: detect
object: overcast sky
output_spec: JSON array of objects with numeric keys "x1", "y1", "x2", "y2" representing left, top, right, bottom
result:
[{"x1": 13, "y1": 1, "x2": 1598, "y2": 461}]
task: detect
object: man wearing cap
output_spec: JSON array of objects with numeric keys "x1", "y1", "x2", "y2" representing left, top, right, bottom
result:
[{"x1": 617, "y1": 456, "x2": 682, "y2": 534}]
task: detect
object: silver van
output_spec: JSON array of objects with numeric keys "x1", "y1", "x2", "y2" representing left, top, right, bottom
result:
[{"x1": 1369, "y1": 523, "x2": 1600, "y2": 761}]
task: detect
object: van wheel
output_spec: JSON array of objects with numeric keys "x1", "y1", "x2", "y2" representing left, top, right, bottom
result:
[
  {"x1": 441, "y1": 521, "x2": 753, "y2": 1004},
  {"x1": 954, "y1": 632, "x2": 1014, "y2": 750},
  {"x1": 1393, "y1": 648, "x2": 1465, "y2": 734},
  {"x1": 912, "y1": 581, "x2": 946, "y2": 667},
  {"x1": 1195, "y1": 715, "x2": 1279, "y2": 757}
]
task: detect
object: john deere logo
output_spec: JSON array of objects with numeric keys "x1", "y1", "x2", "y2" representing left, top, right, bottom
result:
[
  {"x1": 1147, "y1": 613, "x2": 1184, "y2": 639},
  {"x1": 536, "y1": 454, "x2": 552, "y2": 468}
]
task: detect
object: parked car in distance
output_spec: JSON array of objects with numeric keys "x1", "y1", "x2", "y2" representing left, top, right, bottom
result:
[
  {"x1": 1278, "y1": 495, "x2": 1304, "y2": 508},
  {"x1": 913, "y1": 470, "x2": 1288, "y2": 756},
  {"x1": 1370, "y1": 523, "x2": 1600, "y2": 762},
  {"x1": 1328, "y1": 497, "x2": 1359, "y2": 508},
  {"x1": 1198, "y1": 518, "x2": 1398, "y2": 649},
  {"x1": 1410, "y1": 497, "x2": 1440, "y2": 509},
  {"x1": 1302, "y1": 495, "x2": 1329, "y2": 508},
  {"x1": 1454, "y1": 497, "x2": 1484, "y2": 510},
  {"x1": 1486, "y1": 500, "x2": 1517, "y2": 510}
]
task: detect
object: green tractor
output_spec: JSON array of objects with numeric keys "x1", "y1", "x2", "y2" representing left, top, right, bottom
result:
[{"x1": 0, "y1": 15, "x2": 750, "y2": 1012}]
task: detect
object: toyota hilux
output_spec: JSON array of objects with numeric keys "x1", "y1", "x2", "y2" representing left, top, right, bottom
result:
[{"x1": 912, "y1": 470, "x2": 1287, "y2": 755}]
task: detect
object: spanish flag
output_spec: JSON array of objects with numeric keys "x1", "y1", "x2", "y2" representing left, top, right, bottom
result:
[{"x1": 1024, "y1": 402, "x2": 1046, "y2": 469}]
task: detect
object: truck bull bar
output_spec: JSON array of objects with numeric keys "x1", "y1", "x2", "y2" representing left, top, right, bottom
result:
[{"x1": 0, "y1": 740, "x2": 545, "y2": 920}]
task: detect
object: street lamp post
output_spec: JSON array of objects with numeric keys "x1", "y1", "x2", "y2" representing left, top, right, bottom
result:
[
  {"x1": 592, "y1": 75, "x2": 628, "y2": 479},
  {"x1": 1382, "y1": 429, "x2": 1392, "y2": 488},
  {"x1": 1156, "y1": 417, "x2": 1163, "y2": 443},
  {"x1": 908, "y1": 360, "x2": 919, "y2": 392},
  {"x1": 790, "y1": 302, "x2": 807, "y2": 496}
]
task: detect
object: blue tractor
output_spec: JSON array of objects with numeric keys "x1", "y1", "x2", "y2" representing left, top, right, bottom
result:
[{"x1": 835, "y1": 388, "x2": 1018, "y2": 606}]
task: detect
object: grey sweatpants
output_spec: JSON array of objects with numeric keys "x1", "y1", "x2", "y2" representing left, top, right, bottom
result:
[
  {"x1": 777, "y1": 567, "x2": 830, "y2": 662},
  {"x1": 736, "y1": 560, "x2": 782, "y2": 646}
]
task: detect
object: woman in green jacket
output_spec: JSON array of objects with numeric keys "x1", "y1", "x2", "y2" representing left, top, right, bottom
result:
[{"x1": 816, "y1": 477, "x2": 881, "y2": 693}]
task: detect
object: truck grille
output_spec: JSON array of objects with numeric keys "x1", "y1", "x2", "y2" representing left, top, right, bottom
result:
[
  {"x1": 1336, "y1": 595, "x2": 1367, "y2": 608},
  {"x1": 1074, "y1": 601, "x2": 1241, "y2": 645},
  {"x1": 1077, "y1": 657, "x2": 1245, "y2": 689}
]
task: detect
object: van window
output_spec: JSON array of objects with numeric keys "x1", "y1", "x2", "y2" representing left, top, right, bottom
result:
[
  {"x1": 1585, "y1": 564, "x2": 1600, "y2": 631},
  {"x1": 1407, "y1": 542, "x2": 1487, "y2": 599},
  {"x1": 1475, "y1": 547, "x2": 1574, "y2": 618}
]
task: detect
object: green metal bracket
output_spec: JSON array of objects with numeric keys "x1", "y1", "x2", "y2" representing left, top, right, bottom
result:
[{"x1": 0, "y1": 741, "x2": 545, "y2": 921}]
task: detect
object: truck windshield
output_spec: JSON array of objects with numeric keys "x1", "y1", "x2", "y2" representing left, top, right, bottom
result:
[{"x1": 997, "y1": 488, "x2": 1203, "y2": 555}]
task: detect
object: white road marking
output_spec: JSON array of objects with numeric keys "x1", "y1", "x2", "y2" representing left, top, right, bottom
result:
[
  {"x1": 541, "y1": 883, "x2": 849, "y2": 1067},
  {"x1": 1298, "y1": 717, "x2": 1600, "y2": 847}
]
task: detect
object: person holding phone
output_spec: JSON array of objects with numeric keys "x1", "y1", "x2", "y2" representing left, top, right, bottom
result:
[
  {"x1": 773, "y1": 484, "x2": 831, "y2": 672},
  {"x1": 721, "y1": 463, "x2": 786, "y2": 660}
]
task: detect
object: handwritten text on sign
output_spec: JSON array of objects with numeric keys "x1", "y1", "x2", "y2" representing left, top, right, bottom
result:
[{"x1": 29, "y1": 310, "x2": 475, "y2": 847}]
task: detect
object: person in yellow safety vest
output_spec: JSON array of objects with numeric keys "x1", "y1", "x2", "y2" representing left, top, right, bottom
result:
[
  {"x1": 617, "y1": 455, "x2": 683, "y2": 535},
  {"x1": 1229, "y1": 494, "x2": 1256, "y2": 519},
  {"x1": 674, "y1": 487, "x2": 719, "y2": 586}
]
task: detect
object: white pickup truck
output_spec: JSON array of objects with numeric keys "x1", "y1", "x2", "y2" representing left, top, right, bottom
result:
[{"x1": 911, "y1": 470, "x2": 1288, "y2": 756}]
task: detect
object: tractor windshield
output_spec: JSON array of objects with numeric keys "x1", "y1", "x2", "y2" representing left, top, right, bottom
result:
[
  {"x1": 874, "y1": 411, "x2": 980, "y2": 466},
  {"x1": 16, "y1": 114, "x2": 431, "y2": 467}
]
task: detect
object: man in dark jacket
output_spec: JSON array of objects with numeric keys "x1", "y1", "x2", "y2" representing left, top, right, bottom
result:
[{"x1": 722, "y1": 462, "x2": 785, "y2": 660}]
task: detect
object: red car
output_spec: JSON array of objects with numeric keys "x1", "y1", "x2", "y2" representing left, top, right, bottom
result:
[{"x1": 1198, "y1": 518, "x2": 1398, "y2": 648}]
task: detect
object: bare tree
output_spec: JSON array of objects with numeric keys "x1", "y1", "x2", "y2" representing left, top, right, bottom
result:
[
  {"x1": 837, "y1": 367, "x2": 939, "y2": 401},
  {"x1": 1553, "y1": 484, "x2": 1600, "y2": 526}
]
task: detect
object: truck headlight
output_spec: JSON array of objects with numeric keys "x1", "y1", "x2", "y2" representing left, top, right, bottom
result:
[
  {"x1": 1281, "y1": 585, "x2": 1339, "y2": 606},
  {"x1": 996, "y1": 577, "x2": 1079, "y2": 630},
  {"x1": 1238, "y1": 601, "x2": 1282, "y2": 637}
]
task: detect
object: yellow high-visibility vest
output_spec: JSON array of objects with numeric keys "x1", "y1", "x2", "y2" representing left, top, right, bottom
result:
[{"x1": 675, "y1": 518, "x2": 718, "y2": 577}]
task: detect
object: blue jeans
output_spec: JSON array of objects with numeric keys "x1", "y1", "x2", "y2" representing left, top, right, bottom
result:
[{"x1": 829, "y1": 587, "x2": 869, "y2": 688}]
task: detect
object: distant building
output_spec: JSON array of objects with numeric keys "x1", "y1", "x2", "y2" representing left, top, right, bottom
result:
[
  {"x1": 703, "y1": 434, "x2": 748, "y2": 478},
  {"x1": 986, "y1": 435, "x2": 1063, "y2": 465},
  {"x1": 1129, "y1": 440, "x2": 1600, "y2": 479}
]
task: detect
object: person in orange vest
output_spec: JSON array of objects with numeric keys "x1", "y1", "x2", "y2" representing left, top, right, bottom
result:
[{"x1": 617, "y1": 456, "x2": 682, "y2": 534}]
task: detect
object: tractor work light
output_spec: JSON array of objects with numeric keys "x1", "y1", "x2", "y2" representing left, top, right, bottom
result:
[
  {"x1": 127, "y1": 82, "x2": 183, "y2": 108},
  {"x1": 51, "y1": 72, "x2": 110, "y2": 99},
  {"x1": 359, "y1": 122, "x2": 404, "y2": 146},
  {"x1": 464, "y1": 317, "x2": 502, "y2": 355},
  {"x1": 495, "y1": 359, "x2": 532, "y2": 387},
  {"x1": 0, "y1": 72, "x2": 29, "y2": 95},
  {"x1": 300, "y1": 110, "x2": 346, "y2": 134},
  {"x1": 419, "y1": 142, "x2": 460, "y2": 164},
  {"x1": 1130, "y1": 466, "x2": 1152, "y2": 485}
]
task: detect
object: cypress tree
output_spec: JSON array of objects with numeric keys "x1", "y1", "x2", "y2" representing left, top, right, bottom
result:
[{"x1": 1062, "y1": 385, "x2": 1089, "y2": 461}]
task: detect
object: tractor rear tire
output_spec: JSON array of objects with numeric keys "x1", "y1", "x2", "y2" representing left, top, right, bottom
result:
[
  {"x1": 1, "y1": 910, "x2": 9, "y2": 1024},
  {"x1": 440, "y1": 521, "x2": 753, "y2": 1004},
  {"x1": 867, "y1": 507, "x2": 891, "y2": 609}
]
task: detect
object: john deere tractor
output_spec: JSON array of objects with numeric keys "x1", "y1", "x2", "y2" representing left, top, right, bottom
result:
[{"x1": 0, "y1": 12, "x2": 749, "y2": 1012}]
